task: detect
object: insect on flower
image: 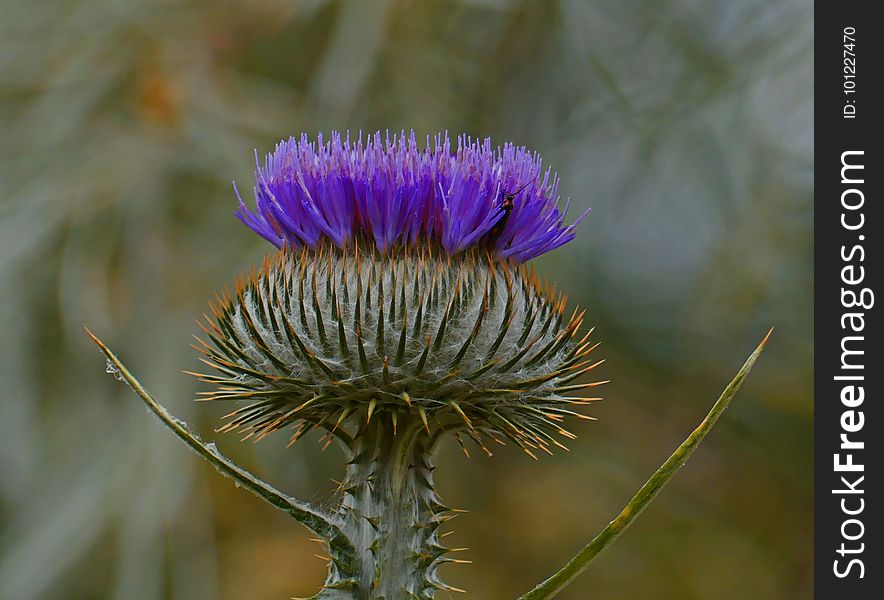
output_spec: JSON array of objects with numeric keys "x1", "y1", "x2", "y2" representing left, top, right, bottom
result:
[{"x1": 485, "y1": 176, "x2": 538, "y2": 248}]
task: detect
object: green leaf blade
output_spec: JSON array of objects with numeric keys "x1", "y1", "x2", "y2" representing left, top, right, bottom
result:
[
  {"x1": 516, "y1": 329, "x2": 773, "y2": 600},
  {"x1": 85, "y1": 326, "x2": 356, "y2": 556}
]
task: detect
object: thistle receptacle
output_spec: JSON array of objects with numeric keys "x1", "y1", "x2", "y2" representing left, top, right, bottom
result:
[{"x1": 198, "y1": 245, "x2": 600, "y2": 455}]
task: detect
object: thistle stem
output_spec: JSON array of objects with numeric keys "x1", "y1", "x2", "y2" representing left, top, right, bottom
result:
[
  {"x1": 339, "y1": 417, "x2": 453, "y2": 599},
  {"x1": 515, "y1": 329, "x2": 773, "y2": 600}
]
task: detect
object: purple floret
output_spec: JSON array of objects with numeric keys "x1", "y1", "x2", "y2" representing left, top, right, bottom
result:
[{"x1": 234, "y1": 131, "x2": 589, "y2": 263}]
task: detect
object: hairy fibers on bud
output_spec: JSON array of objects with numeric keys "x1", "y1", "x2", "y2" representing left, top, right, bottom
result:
[{"x1": 193, "y1": 240, "x2": 603, "y2": 456}]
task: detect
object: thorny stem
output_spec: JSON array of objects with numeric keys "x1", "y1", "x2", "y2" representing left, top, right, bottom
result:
[
  {"x1": 339, "y1": 417, "x2": 456, "y2": 598},
  {"x1": 515, "y1": 328, "x2": 773, "y2": 600}
]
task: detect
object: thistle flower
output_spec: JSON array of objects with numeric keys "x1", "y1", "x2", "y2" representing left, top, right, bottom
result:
[
  {"x1": 234, "y1": 131, "x2": 589, "y2": 262},
  {"x1": 90, "y1": 130, "x2": 770, "y2": 599},
  {"x1": 191, "y1": 131, "x2": 602, "y2": 598},
  {"x1": 87, "y1": 133, "x2": 772, "y2": 600}
]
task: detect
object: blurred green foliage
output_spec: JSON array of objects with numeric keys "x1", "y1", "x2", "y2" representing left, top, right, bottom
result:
[{"x1": 0, "y1": 0, "x2": 812, "y2": 598}]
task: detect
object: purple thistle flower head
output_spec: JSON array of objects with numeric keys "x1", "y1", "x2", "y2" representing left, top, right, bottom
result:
[{"x1": 235, "y1": 131, "x2": 589, "y2": 262}]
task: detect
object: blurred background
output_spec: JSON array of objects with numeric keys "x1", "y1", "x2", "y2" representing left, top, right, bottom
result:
[{"x1": 0, "y1": 0, "x2": 812, "y2": 598}]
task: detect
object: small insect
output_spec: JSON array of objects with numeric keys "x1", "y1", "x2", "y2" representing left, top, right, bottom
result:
[{"x1": 486, "y1": 177, "x2": 536, "y2": 247}]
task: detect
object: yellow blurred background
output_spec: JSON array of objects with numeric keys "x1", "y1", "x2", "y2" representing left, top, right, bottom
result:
[{"x1": 0, "y1": 1, "x2": 812, "y2": 598}]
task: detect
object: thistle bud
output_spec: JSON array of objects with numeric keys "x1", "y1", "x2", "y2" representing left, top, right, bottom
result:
[{"x1": 196, "y1": 242, "x2": 600, "y2": 456}]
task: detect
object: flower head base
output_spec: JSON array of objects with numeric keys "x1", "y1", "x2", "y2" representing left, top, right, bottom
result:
[
  {"x1": 193, "y1": 242, "x2": 603, "y2": 456},
  {"x1": 235, "y1": 131, "x2": 589, "y2": 263}
]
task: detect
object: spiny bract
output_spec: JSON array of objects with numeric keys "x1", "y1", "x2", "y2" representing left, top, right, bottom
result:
[{"x1": 193, "y1": 241, "x2": 603, "y2": 456}]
